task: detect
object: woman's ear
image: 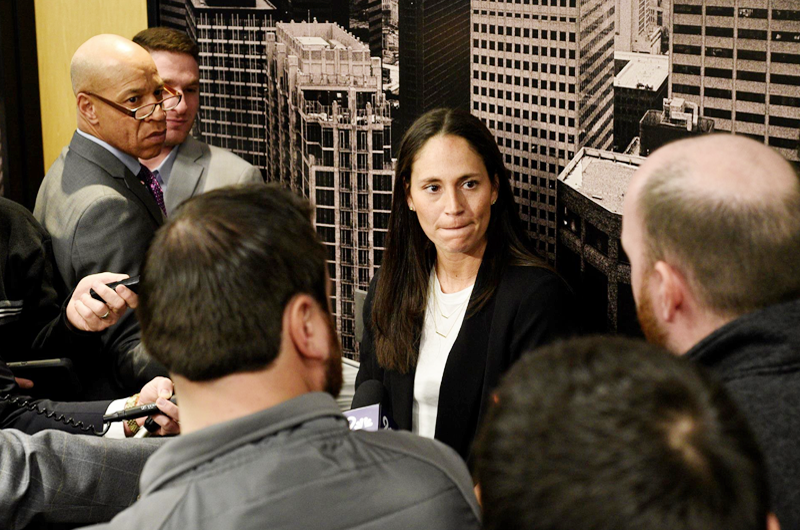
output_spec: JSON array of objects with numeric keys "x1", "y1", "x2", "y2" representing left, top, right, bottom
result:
[{"x1": 406, "y1": 179, "x2": 415, "y2": 211}]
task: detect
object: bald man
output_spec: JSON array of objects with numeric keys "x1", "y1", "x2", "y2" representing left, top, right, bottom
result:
[
  {"x1": 621, "y1": 134, "x2": 800, "y2": 529},
  {"x1": 34, "y1": 35, "x2": 172, "y2": 398}
]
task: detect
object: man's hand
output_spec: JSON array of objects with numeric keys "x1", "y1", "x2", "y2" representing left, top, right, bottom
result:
[
  {"x1": 66, "y1": 272, "x2": 139, "y2": 332},
  {"x1": 124, "y1": 376, "x2": 180, "y2": 437},
  {"x1": 14, "y1": 377, "x2": 34, "y2": 389}
]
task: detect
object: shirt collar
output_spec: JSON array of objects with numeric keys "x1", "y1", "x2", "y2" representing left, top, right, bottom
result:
[
  {"x1": 149, "y1": 144, "x2": 180, "y2": 190},
  {"x1": 139, "y1": 392, "x2": 345, "y2": 494},
  {"x1": 76, "y1": 129, "x2": 141, "y2": 176}
]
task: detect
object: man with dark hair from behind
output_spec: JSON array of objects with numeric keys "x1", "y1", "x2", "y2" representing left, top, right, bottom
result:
[
  {"x1": 476, "y1": 336, "x2": 777, "y2": 530},
  {"x1": 621, "y1": 134, "x2": 800, "y2": 527},
  {"x1": 83, "y1": 183, "x2": 480, "y2": 530}
]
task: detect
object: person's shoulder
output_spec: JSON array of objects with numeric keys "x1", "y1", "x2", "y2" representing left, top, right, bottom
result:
[
  {"x1": 349, "y1": 429, "x2": 481, "y2": 523},
  {"x1": 352, "y1": 429, "x2": 477, "y2": 500},
  {"x1": 503, "y1": 262, "x2": 564, "y2": 291},
  {"x1": 0, "y1": 197, "x2": 46, "y2": 237},
  {"x1": 196, "y1": 140, "x2": 261, "y2": 183},
  {"x1": 203, "y1": 140, "x2": 256, "y2": 168},
  {"x1": 0, "y1": 196, "x2": 35, "y2": 221}
]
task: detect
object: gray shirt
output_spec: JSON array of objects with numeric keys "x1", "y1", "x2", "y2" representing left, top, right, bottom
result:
[{"x1": 83, "y1": 392, "x2": 481, "y2": 530}]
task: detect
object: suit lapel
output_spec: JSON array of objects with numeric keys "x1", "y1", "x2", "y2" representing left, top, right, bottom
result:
[
  {"x1": 165, "y1": 137, "x2": 206, "y2": 213},
  {"x1": 434, "y1": 261, "x2": 494, "y2": 460},
  {"x1": 69, "y1": 132, "x2": 165, "y2": 225}
]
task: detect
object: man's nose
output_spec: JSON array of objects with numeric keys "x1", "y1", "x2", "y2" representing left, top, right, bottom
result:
[
  {"x1": 171, "y1": 93, "x2": 187, "y2": 115},
  {"x1": 149, "y1": 102, "x2": 167, "y2": 121}
]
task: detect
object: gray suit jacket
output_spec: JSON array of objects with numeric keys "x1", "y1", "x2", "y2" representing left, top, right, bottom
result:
[
  {"x1": 0, "y1": 429, "x2": 162, "y2": 530},
  {"x1": 34, "y1": 132, "x2": 166, "y2": 398},
  {"x1": 164, "y1": 136, "x2": 262, "y2": 214},
  {"x1": 35, "y1": 132, "x2": 164, "y2": 290}
]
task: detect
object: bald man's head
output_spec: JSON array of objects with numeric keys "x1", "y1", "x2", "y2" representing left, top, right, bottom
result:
[
  {"x1": 624, "y1": 134, "x2": 800, "y2": 318},
  {"x1": 70, "y1": 34, "x2": 167, "y2": 159},
  {"x1": 71, "y1": 34, "x2": 155, "y2": 95}
]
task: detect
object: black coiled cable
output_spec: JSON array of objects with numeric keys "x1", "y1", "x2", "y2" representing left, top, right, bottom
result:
[{"x1": 0, "y1": 393, "x2": 110, "y2": 436}]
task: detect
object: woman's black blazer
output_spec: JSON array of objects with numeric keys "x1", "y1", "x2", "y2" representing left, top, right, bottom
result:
[{"x1": 355, "y1": 262, "x2": 576, "y2": 462}]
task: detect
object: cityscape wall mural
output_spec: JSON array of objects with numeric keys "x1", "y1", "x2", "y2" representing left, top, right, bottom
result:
[{"x1": 152, "y1": 0, "x2": 800, "y2": 359}]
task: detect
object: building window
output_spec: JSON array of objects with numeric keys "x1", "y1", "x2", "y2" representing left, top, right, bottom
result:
[
  {"x1": 706, "y1": 26, "x2": 734, "y2": 38},
  {"x1": 705, "y1": 87, "x2": 732, "y2": 99},
  {"x1": 737, "y1": 91, "x2": 766, "y2": 103},
  {"x1": 316, "y1": 207, "x2": 335, "y2": 225},
  {"x1": 316, "y1": 189, "x2": 334, "y2": 206},
  {"x1": 773, "y1": 32, "x2": 800, "y2": 42},
  {"x1": 770, "y1": 116, "x2": 800, "y2": 129},
  {"x1": 706, "y1": 47, "x2": 733, "y2": 58},
  {"x1": 674, "y1": 63, "x2": 701, "y2": 75},
  {"x1": 769, "y1": 137, "x2": 800, "y2": 149},
  {"x1": 706, "y1": 6, "x2": 733, "y2": 16},
  {"x1": 706, "y1": 67, "x2": 733, "y2": 79},
  {"x1": 738, "y1": 29, "x2": 767, "y2": 40},
  {"x1": 772, "y1": 52, "x2": 800, "y2": 65},
  {"x1": 771, "y1": 94, "x2": 800, "y2": 107},
  {"x1": 738, "y1": 49, "x2": 766, "y2": 62},
  {"x1": 674, "y1": 3, "x2": 702, "y2": 14},
  {"x1": 739, "y1": 8, "x2": 768, "y2": 19},
  {"x1": 674, "y1": 24, "x2": 702, "y2": 35},
  {"x1": 771, "y1": 74, "x2": 800, "y2": 86},
  {"x1": 673, "y1": 44, "x2": 701, "y2": 56},
  {"x1": 737, "y1": 70, "x2": 766, "y2": 82},
  {"x1": 673, "y1": 83, "x2": 700, "y2": 96},
  {"x1": 773, "y1": 10, "x2": 800, "y2": 21},
  {"x1": 736, "y1": 111, "x2": 764, "y2": 124}
]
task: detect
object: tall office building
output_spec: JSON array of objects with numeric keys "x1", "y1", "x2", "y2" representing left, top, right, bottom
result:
[
  {"x1": 670, "y1": 0, "x2": 800, "y2": 168},
  {"x1": 276, "y1": 0, "x2": 350, "y2": 27},
  {"x1": 265, "y1": 22, "x2": 393, "y2": 355},
  {"x1": 158, "y1": 0, "x2": 189, "y2": 30},
  {"x1": 187, "y1": 0, "x2": 278, "y2": 169},
  {"x1": 349, "y1": 0, "x2": 373, "y2": 50},
  {"x1": 640, "y1": 97, "x2": 715, "y2": 155},
  {"x1": 350, "y1": 1, "x2": 397, "y2": 71},
  {"x1": 557, "y1": 147, "x2": 644, "y2": 336},
  {"x1": 616, "y1": 0, "x2": 669, "y2": 52},
  {"x1": 471, "y1": 0, "x2": 615, "y2": 263},
  {"x1": 614, "y1": 51, "x2": 669, "y2": 151},
  {"x1": 188, "y1": 1, "x2": 392, "y2": 357},
  {"x1": 399, "y1": 0, "x2": 471, "y2": 147}
]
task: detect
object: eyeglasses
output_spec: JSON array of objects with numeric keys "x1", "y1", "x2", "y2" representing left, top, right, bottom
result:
[{"x1": 86, "y1": 86, "x2": 182, "y2": 120}]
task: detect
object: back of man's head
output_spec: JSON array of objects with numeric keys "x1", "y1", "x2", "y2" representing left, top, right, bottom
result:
[
  {"x1": 132, "y1": 27, "x2": 199, "y2": 61},
  {"x1": 476, "y1": 336, "x2": 770, "y2": 530},
  {"x1": 138, "y1": 183, "x2": 328, "y2": 381},
  {"x1": 635, "y1": 134, "x2": 800, "y2": 318}
]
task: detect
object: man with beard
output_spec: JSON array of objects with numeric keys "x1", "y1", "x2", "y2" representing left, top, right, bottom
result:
[
  {"x1": 84, "y1": 184, "x2": 481, "y2": 530},
  {"x1": 621, "y1": 134, "x2": 800, "y2": 529}
]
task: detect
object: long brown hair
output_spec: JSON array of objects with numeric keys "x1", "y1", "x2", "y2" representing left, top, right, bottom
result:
[{"x1": 372, "y1": 108, "x2": 544, "y2": 373}]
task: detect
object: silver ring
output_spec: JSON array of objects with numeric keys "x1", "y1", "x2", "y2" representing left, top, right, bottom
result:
[{"x1": 99, "y1": 310, "x2": 110, "y2": 320}]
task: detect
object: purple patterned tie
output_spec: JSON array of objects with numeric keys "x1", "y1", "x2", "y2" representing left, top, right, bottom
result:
[{"x1": 138, "y1": 164, "x2": 167, "y2": 217}]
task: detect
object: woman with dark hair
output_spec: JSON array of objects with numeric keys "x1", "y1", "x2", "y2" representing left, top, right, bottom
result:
[{"x1": 356, "y1": 108, "x2": 575, "y2": 461}]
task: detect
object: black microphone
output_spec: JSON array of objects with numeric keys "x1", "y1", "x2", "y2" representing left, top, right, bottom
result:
[
  {"x1": 102, "y1": 396, "x2": 177, "y2": 423},
  {"x1": 345, "y1": 381, "x2": 395, "y2": 431}
]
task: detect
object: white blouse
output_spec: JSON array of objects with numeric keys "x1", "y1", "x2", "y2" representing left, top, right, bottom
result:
[{"x1": 412, "y1": 271, "x2": 474, "y2": 439}]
